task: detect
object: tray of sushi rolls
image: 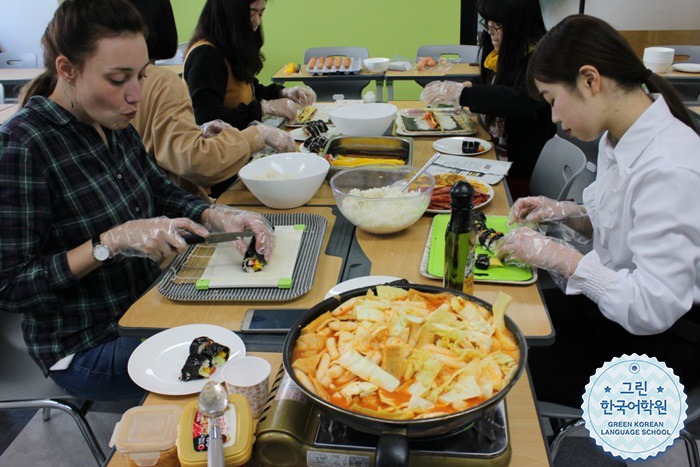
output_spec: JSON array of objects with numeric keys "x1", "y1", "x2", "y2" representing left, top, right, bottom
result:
[
  {"x1": 306, "y1": 56, "x2": 363, "y2": 75},
  {"x1": 395, "y1": 108, "x2": 477, "y2": 136}
]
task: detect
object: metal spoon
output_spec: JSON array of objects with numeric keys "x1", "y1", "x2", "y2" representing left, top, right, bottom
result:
[
  {"x1": 198, "y1": 381, "x2": 228, "y2": 467},
  {"x1": 401, "y1": 152, "x2": 441, "y2": 192}
]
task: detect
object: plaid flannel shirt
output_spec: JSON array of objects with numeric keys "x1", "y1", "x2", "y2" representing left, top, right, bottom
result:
[{"x1": 0, "y1": 96, "x2": 209, "y2": 374}]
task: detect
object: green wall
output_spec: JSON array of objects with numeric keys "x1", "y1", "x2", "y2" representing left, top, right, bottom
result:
[{"x1": 170, "y1": 0, "x2": 461, "y2": 101}]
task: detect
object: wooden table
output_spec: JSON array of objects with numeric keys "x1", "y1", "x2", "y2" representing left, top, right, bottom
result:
[
  {"x1": 213, "y1": 101, "x2": 553, "y2": 346},
  {"x1": 270, "y1": 64, "x2": 386, "y2": 102},
  {"x1": 106, "y1": 353, "x2": 551, "y2": 466},
  {"x1": 112, "y1": 100, "x2": 553, "y2": 466},
  {"x1": 385, "y1": 63, "x2": 480, "y2": 100}
]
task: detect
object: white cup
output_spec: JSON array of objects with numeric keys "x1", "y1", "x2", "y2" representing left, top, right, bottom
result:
[
  {"x1": 222, "y1": 356, "x2": 271, "y2": 418},
  {"x1": 643, "y1": 60, "x2": 672, "y2": 74},
  {"x1": 643, "y1": 47, "x2": 674, "y2": 73}
]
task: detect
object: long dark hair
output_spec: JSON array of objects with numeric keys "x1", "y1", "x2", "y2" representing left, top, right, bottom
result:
[
  {"x1": 190, "y1": 0, "x2": 264, "y2": 83},
  {"x1": 127, "y1": 0, "x2": 178, "y2": 61},
  {"x1": 20, "y1": 0, "x2": 146, "y2": 107},
  {"x1": 527, "y1": 15, "x2": 698, "y2": 134},
  {"x1": 477, "y1": 0, "x2": 547, "y2": 86}
]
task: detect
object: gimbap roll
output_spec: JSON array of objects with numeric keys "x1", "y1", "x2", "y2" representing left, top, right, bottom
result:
[
  {"x1": 180, "y1": 353, "x2": 213, "y2": 381},
  {"x1": 242, "y1": 236, "x2": 266, "y2": 273},
  {"x1": 303, "y1": 135, "x2": 328, "y2": 154}
]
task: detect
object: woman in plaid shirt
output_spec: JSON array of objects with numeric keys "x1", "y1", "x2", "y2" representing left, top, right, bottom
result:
[{"x1": 0, "y1": 0, "x2": 274, "y2": 401}]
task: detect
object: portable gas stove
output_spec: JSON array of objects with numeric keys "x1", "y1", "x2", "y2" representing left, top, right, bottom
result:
[{"x1": 251, "y1": 368, "x2": 511, "y2": 467}]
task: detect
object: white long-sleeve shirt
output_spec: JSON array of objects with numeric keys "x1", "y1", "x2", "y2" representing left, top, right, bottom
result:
[{"x1": 566, "y1": 96, "x2": 700, "y2": 335}]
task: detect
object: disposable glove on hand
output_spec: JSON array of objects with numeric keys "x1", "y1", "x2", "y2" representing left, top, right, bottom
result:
[
  {"x1": 420, "y1": 81, "x2": 464, "y2": 107},
  {"x1": 202, "y1": 205, "x2": 275, "y2": 261},
  {"x1": 251, "y1": 122, "x2": 297, "y2": 152},
  {"x1": 509, "y1": 196, "x2": 587, "y2": 225},
  {"x1": 200, "y1": 119, "x2": 232, "y2": 138},
  {"x1": 494, "y1": 227, "x2": 582, "y2": 278},
  {"x1": 101, "y1": 217, "x2": 209, "y2": 262},
  {"x1": 281, "y1": 85, "x2": 316, "y2": 106},
  {"x1": 261, "y1": 98, "x2": 297, "y2": 122}
]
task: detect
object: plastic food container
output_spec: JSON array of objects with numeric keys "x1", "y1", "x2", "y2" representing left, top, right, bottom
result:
[
  {"x1": 110, "y1": 404, "x2": 182, "y2": 467},
  {"x1": 177, "y1": 393, "x2": 254, "y2": 467}
]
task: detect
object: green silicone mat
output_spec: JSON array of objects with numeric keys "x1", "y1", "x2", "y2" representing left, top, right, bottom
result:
[{"x1": 427, "y1": 214, "x2": 534, "y2": 282}]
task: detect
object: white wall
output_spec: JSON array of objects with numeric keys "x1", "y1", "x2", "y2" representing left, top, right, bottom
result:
[
  {"x1": 0, "y1": 0, "x2": 58, "y2": 67},
  {"x1": 540, "y1": 0, "x2": 700, "y2": 30}
]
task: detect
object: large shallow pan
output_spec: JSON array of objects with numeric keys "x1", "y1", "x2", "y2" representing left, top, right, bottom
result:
[{"x1": 282, "y1": 282, "x2": 527, "y2": 466}]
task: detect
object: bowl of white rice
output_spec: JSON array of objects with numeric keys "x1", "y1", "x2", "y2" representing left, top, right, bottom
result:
[
  {"x1": 239, "y1": 152, "x2": 330, "y2": 209},
  {"x1": 330, "y1": 165, "x2": 434, "y2": 234}
]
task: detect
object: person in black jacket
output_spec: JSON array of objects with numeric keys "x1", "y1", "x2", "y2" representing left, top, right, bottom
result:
[
  {"x1": 184, "y1": 0, "x2": 315, "y2": 130},
  {"x1": 421, "y1": 0, "x2": 556, "y2": 199}
]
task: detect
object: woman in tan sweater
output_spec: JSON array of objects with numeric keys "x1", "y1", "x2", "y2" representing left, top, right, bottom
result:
[{"x1": 129, "y1": 0, "x2": 295, "y2": 199}]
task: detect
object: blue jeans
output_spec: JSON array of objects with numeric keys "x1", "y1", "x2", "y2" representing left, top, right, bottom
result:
[{"x1": 50, "y1": 336, "x2": 146, "y2": 401}]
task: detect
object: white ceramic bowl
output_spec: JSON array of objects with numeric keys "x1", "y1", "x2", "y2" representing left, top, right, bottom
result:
[
  {"x1": 330, "y1": 165, "x2": 434, "y2": 234},
  {"x1": 329, "y1": 103, "x2": 398, "y2": 137},
  {"x1": 238, "y1": 153, "x2": 329, "y2": 209},
  {"x1": 643, "y1": 59, "x2": 672, "y2": 73},
  {"x1": 363, "y1": 57, "x2": 390, "y2": 73},
  {"x1": 643, "y1": 47, "x2": 675, "y2": 60}
]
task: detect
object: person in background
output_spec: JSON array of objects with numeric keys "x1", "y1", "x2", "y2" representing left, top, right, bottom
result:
[
  {"x1": 420, "y1": 0, "x2": 555, "y2": 199},
  {"x1": 1, "y1": 0, "x2": 274, "y2": 401},
  {"x1": 128, "y1": 0, "x2": 295, "y2": 200},
  {"x1": 184, "y1": 0, "x2": 315, "y2": 129},
  {"x1": 496, "y1": 15, "x2": 700, "y2": 406}
]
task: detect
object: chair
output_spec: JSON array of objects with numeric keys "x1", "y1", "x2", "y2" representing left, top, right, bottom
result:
[
  {"x1": 659, "y1": 45, "x2": 700, "y2": 102},
  {"x1": 529, "y1": 135, "x2": 587, "y2": 201},
  {"x1": 541, "y1": 386, "x2": 700, "y2": 466},
  {"x1": 303, "y1": 47, "x2": 370, "y2": 100},
  {"x1": 0, "y1": 83, "x2": 5, "y2": 105},
  {"x1": 0, "y1": 52, "x2": 38, "y2": 69},
  {"x1": 417, "y1": 44, "x2": 479, "y2": 63},
  {"x1": 0, "y1": 311, "x2": 105, "y2": 465},
  {"x1": 155, "y1": 42, "x2": 188, "y2": 66},
  {"x1": 415, "y1": 45, "x2": 480, "y2": 88},
  {"x1": 0, "y1": 52, "x2": 38, "y2": 103},
  {"x1": 555, "y1": 124, "x2": 600, "y2": 203}
]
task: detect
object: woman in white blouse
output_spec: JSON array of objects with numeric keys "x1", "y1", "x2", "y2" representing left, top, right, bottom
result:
[{"x1": 496, "y1": 15, "x2": 700, "y2": 406}]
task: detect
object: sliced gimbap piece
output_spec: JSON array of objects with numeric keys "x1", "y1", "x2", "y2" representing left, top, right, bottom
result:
[
  {"x1": 180, "y1": 353, "x2": 213, "y2": 381},
  {"x1": 242, "y1": 236, "x2": 266, "y2": 273}
]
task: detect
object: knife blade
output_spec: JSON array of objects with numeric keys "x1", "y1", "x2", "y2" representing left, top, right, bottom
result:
[{"x1": 182, "y1": 231, "x2": 254, "y2": 244}]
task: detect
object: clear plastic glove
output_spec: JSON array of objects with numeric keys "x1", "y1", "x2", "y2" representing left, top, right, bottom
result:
[
  {"x1": 420, "y1": 81, "x2": 464, "y2": 107},
  {"x1": 509, "y1": 196, "x2": 587, "y2": 225},
  {"x1": 201, "y1": 205, "x2": 275, "y2": 261},
  {"x1": 280, "y1": 85, "x2": 316, "y2": 106},
  {"x1": 494, "y1": 227, "x2": 582, "y2": 279},
  {"x1": 200, "y1": 119, "x2": 232, "y2": 138},
  {"x1": 250, "y1": 122, "x2": 297, "y2": 152},
  {"x1": 261, "y1": 98, "x2": 297, "y2": 122},
  {"x1": 101, "y1": 217, "x2": 208, "y2": 262}
]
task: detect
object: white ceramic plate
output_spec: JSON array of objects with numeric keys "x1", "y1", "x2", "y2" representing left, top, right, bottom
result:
[
  {"x1": 672, "y1": 63, "x2": 700, "y2": 73},
  {"x1": 433, "y1": 137, "x2": 492, "y2": 156},
  {"x1": 426, "y1": 176, "x2": 495, "y2": 214},
  {"x1": 324, "y1": 275, "x2": 402, "y2": 299},
  {"x1": 127, "y1": 324, "x2": 245, "y2": 395}
]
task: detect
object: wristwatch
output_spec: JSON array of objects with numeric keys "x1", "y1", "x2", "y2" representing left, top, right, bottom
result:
[{"x1": 92, "y1": 238, "x2": 111, "y2": 262}]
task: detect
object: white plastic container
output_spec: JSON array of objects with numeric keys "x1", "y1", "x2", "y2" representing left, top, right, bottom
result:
[{"x1": 110, "y1": 405, "x2": 182, "y2": 467}]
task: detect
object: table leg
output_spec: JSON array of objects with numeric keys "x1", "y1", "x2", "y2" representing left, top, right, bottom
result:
[
  {"x1": 375, "y1": 79, "x2": 383, "y2": 103},
  {"x1": 387, "y1": 79, "x2": 394, "y2": 101}
]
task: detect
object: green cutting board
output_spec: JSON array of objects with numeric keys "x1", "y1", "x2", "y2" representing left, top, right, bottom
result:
[{"x1": 428, "y1": 215, "x2": 533, "y2": 282}]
